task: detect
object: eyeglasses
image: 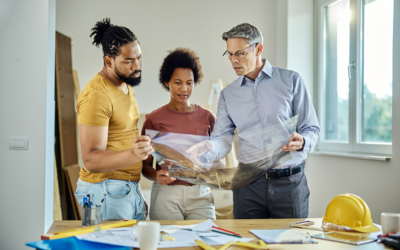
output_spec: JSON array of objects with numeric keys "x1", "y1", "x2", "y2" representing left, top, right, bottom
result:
[{"x1": 223, "y1": 43, "x2": 257, "y2": 59}]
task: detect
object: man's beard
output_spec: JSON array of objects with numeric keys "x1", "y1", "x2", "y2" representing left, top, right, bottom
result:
[{"x1": 114, "y1": 66, "x2": 142, "y2": 87}]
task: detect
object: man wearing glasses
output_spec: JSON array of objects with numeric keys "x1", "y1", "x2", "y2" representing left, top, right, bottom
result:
[{"x1": 211, "y1": 23, "x2": 320, "y2": 219}]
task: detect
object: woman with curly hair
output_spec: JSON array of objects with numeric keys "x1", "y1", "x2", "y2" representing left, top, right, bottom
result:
[{"x1": 141, "y1": 48, "x2": 216, "y2": 220}]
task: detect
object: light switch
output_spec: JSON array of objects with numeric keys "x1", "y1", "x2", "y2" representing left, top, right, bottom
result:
[{"x1": 9, "y1": 137, "x2": 29, "y2": 150}]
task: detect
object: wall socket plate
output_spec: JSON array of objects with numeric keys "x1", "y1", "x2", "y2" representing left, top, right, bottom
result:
[{"x1": 9, "y1": 137, "x2": 29, "y2": 150}]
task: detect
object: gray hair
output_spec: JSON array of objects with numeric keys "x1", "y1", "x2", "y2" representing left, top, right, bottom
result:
[{"x1": 222, "y1": 23, "x2": 263, "y2": 45}]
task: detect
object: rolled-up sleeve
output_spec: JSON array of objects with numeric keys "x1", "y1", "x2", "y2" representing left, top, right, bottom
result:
[
  {"x1": 210, "y1": 89, "x2": 236, "y2": 160},
  {"x1": 292, "y1": 73, "x2": 320, "y2": 153}
]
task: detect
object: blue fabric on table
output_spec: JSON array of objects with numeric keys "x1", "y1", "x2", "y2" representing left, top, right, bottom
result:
[{"x1": 26, "y1": 236, "x2": 131, "y2": 250}]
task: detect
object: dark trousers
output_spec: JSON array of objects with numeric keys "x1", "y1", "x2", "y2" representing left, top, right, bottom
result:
[{"x1": 232, "y1": 170, "x2": 310, "y2": 219}]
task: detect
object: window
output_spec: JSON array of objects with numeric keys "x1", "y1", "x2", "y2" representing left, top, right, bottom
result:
[{"x1": 316, "y1": 0, "x2": 394, "y2": 155}]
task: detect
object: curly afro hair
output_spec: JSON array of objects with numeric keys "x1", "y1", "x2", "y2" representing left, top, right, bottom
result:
[{"x1": 159, "y1": 48, "x2": 204, "y2": 91}]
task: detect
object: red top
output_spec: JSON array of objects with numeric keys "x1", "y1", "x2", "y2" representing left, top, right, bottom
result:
[{"x1": 141, "y1": 104, "x2": 216, "y2": 185}]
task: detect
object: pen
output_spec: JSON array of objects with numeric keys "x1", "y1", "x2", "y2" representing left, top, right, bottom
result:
[
  {"x1": 212, "y1": 226, "x2": 241, "y2": 236},
  {"x1": 86, "y1": 195, "x2": 91, "y2": 226},
  {"x1": 98, "y1": 198, "x2": 104, "y2": 207},
  {"x1": 211, "y1": 229, "x2": 242, "y2": 238}
]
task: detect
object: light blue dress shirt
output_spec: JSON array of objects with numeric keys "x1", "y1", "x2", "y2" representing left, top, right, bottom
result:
[{"x1": 211, "y1": 59, "x2": 320, "y2": 169}]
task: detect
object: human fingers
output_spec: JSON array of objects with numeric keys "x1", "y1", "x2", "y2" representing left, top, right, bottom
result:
[
  {"x1": 290, "y1": 132, "x2": 304, "y2": 142},
  {"x1": 163, "y1": 159, "x2": 175, "y2": 166},
  {"x1": 186, "y1": 140, "x2": 213, "y2": 154},
  {"x1": 135, "y1": 140, "x2": 153, "y2": 149},
  {"x1": 205, "y1": 141, "x2": 214, "y2": 151},
  {"x1": 281, "y1": 141, "x2": 303, "y2": 151},
  {"x1": 156, "y1": 171, "x2": 176, "y2": 185},
  {"x1": 186, "y1": 142, "x2": 200, "y2": 154},
  {"x1": 157, "y1": 170, "x2": 170, "y2": 176},
  {"x1": 156, "y1": 177, "x2": 176, "y2": 185},
  {"x1": 160, "y1": 162, "x2": 174, "y2": 171},
  {"x1": 189, "y1": 151, "x2": 203, "y2": 167},
  {"x1": 133, "y1": 135, "x2": 151, "y2": 143},
  {"x1": 133, "y1": 144, "x2": 154, "y2": 160},
  {"x1": 138, "y1": 144, "x2": 154, "y2": 154}
]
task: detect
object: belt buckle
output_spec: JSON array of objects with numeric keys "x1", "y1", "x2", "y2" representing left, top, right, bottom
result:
[{"x1": 265, "y1": 172, "x2": 270, "y2": 179}]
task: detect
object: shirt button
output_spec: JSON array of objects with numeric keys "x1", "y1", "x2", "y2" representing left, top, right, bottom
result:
[
  {"x1": 258, "y1": 101, "x2": 261, "y2": 104},
  {"x1": 261, "y1": 118, "x2": 264, "y2": 121}
]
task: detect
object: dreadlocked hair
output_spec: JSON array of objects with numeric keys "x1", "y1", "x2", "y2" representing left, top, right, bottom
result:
[{"x1": 90, "y1": 18, "x2": 139, "y2": 59}]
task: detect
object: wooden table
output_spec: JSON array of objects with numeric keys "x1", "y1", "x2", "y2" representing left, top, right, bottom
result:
[{"x1": 47, "y1": 218, "x2": 390, "y2": 249}]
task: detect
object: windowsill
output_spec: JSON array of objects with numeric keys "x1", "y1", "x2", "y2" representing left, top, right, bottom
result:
[{"x1": 310, "y1": 150, "x2": 391, "y2": 161}]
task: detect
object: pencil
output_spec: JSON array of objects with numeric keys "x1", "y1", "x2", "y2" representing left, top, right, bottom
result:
[
  {"x1": 212, "y1": 226, "x2": 241, "y2": 236},
  {"x1": 211, "y1": 229, "x2": 242, "y2": 238}
]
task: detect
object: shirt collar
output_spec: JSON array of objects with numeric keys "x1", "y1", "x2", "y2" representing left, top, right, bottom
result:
[{"x1": 240, "y1": 59, "x2": 273, "y2": 86}]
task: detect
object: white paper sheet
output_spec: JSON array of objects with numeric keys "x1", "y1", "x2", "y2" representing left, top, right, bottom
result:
[
  {"x1": 191, "y1": 219, "x2": 218, "y2": 232},
  {"x1": 250, "y1": 229, "x2": 317, "y2": 244}
]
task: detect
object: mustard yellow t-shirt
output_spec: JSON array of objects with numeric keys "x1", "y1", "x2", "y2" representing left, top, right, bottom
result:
[{"x1": 77, "y1": 74, "x2": 142, "y2": 183}]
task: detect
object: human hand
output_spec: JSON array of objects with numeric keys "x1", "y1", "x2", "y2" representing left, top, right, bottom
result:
[
  {"x1": 156, "y1": 169, "x2": 176, "y2": 185},
  {"x1": 185, "y1": 140, "x2": 214, "y2": 167},
  {"x1": 132, "y1": 135, "x2": 154, "y2": 160},
  {"x1": 281, "y1": 132, "x2": 304, "y2": 151},
  {"x1": 159, "y1": 159, "x2": 175, "y2": 171}
]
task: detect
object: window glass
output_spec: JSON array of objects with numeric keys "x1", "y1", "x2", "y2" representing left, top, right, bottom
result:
[
  {"x1": 361, "y1": 0, "x2": 393, "y2": 143},
  {"x1": 324, "y1": 0, "x2": 350, "y2": 141}
]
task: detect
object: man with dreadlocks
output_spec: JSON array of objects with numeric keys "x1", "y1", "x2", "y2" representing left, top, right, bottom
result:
[{"x1": 74, "y1": 18, "x2": 153, "y2": 220}]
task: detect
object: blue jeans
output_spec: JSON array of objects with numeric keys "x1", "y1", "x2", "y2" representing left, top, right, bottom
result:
[{"x1": 75, "y1": 178, "x2": 146, "y2": 221}]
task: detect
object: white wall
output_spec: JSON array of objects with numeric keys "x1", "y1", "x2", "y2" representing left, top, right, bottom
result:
[
  {"x1": 287, "y1": 0, "x2": 314, "y2": 98},
  {"x1": 276, "y1": 0, "x2": 288, "y2": 68},
  {"x1": 56, "y1": 0, "x2": 278, "y2": 114},
  {"x1": 0, "y1": 0, "x2": 55, "y2": 249}
]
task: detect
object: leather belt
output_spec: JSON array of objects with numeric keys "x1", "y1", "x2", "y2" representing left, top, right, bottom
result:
[
  {"x1": 168, "y1": 183, "x2": 196, "y2": 186},
  {"x1": 265, "y1": 162, "x2": 305, "y2": 179}
]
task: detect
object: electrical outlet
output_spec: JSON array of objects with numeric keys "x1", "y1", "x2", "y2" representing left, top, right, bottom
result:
[{"x1": 9, "y1": 137, "x2": 29, "y2": 150}]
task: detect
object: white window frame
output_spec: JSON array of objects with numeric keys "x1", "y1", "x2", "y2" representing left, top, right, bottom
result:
[{"x1": 316, "y1": 0, "x2": 394, "y2": 155}]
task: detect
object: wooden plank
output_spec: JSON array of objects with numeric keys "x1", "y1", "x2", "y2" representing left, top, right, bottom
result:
[
  {"x1": 72, "y1": 70, "x2": 81, "y2": 100},
  {"x1": 64, "y1": 164, "x2": 82, "y2": 220},
  {"x1": 53, "y1": 154, "x2": 62, "y2": 221},
  {"x1": 64, "y1": 166, "x2": 78, "y2": 220},
  {"x1": 54, "y1": 108, "x2": 68, "y2": 219},
  {"x1": 55, "y1": 31, "x2": 78, "y2": 168},
  {"x1": 72, "y1": 69, "x2": 83, "y2": 170},
  {"x1": 55, "y1": 31, "x2": 79, "y2": 220}
]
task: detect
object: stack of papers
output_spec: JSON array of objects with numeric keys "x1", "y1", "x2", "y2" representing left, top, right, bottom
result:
[{"x1": 76, "y1": 219, "x2": 253, "y2": 248}]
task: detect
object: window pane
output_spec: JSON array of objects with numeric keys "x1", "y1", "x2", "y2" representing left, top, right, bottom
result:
[
  {"x1": 324, "y1": 0, "x2": 350, "y2": 142},
  {"x1": 361, "y1": 0, "x2": 393, "y2": 143}
]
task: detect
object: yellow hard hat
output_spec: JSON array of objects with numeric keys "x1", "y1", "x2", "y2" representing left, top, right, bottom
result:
[{"x1": 322, "y1": 193, "x2": 380, "y2": 233}]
